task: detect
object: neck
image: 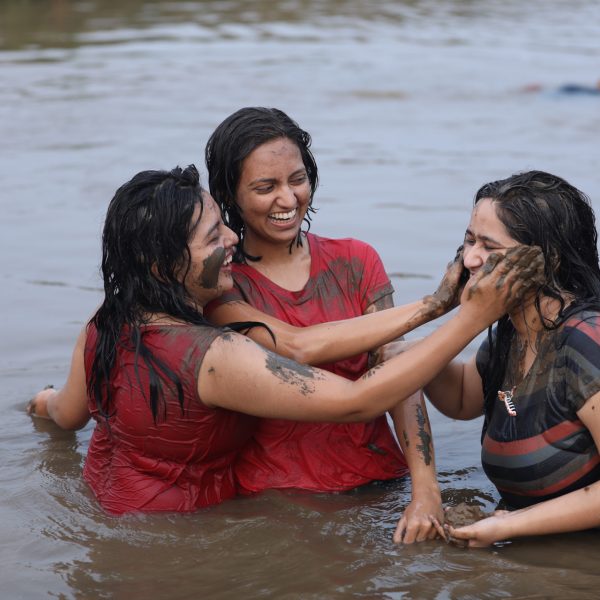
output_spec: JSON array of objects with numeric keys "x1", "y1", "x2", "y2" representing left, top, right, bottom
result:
[
  {"x1": 242, "y1": 231, "x2": 311, "y2": 291},
  {"x1": 243, "y1": 231, "x2": 308, "y2": 266},
  {"x1": 508, "y1": 294, "x2": 562, "y2": 340}
]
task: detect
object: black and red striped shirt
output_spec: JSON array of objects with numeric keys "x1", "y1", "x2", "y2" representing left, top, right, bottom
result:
[{"x1": 477, "y1": 311, "x2": 600, "y2": 509}]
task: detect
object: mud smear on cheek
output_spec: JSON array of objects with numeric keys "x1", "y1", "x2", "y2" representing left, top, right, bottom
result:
[{"x1": 201, "y1": 248, "x2": 226, "y2": 289}]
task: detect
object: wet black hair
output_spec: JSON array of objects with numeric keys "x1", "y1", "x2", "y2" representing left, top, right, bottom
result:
[
  {"x1": 88, "y1": 165, "x2": 211, "y2": 423},
  {"x1": 476, "y1": 170, "x2": 600, "y2": 419},
  {"x1": 205, "y1": 107, "x2": 319, "y2": 263}
]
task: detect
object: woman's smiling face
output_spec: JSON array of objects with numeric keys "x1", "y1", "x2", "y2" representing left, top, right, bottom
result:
[
  {"x1": 182, "y1": 192, "x2": 238, "y2": 306},
  {"x1": 234, "y1": 137, "x2": 311, "y2": 249},
  {"x1": 463, "y1": 198, "x2": 520, "y2": 276}
]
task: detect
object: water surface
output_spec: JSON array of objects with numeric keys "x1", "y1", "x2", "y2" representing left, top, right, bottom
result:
[{"x1": 2, "y1": 1, "x2": 600, "y2": 597}]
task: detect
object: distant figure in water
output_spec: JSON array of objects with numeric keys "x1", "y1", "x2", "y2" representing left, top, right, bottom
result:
[{"x1": 521, "y1": 80, "x2": 600, "y2": 95}]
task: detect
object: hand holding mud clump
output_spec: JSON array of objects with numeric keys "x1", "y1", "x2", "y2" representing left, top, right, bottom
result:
[
  {"x1": 459, "y1": 245, "x2": 545, "y2": 325},
  {"x1": 423, "y1": 245, "x2": 469, "y2": 319},
  {"x1": 443, "y1": 503, "x2": 491, "y2": 547}
]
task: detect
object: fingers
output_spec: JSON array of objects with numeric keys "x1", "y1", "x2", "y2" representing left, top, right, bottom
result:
[
  {"x1": 431, "y1": 517, "x2": 448, "y2": 542},
  {"x1": 393, "y1": 515, "x2": 446, "y2": 544},
  {"x1": 465, "y1": 245, "x2": 545, "y2": 309},
  {"x1": 26, "y1": 398, "x2": 36, "y2": 416}
]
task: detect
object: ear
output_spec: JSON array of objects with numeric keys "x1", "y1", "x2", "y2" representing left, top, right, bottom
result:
[
  {"x1": 548, "y1": 249, "x2": 560, "y2": 272},
  {"x1": 151, "y1": 263, "x2": 165, "y2": 282}
]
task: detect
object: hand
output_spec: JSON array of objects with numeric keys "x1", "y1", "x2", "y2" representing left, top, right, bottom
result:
[
  {"x1": 393, "y1": 493, "x2": 445, "y2": 544},
  {"x1": 422, "y1": 246, "x2": 468, "y2": 319},
  {"x1": 27, "y1": 386, "x2": 57, "y2": 420},
  {"x1": 459, "y1": 245, "x2": 544, "y2": 325},
  {"x1": 446, "y1": 510, "x2": 511, "y2": 548}
]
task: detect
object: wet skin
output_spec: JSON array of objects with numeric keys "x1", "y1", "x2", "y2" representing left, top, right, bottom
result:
[{"x1": 235, "y1": 137, "x2": 311, "y2": 253}]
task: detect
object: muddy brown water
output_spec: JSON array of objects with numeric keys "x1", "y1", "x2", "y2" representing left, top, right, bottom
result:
[{"x1": 2, "y1": 1, "x2": 600, "y2": 598}]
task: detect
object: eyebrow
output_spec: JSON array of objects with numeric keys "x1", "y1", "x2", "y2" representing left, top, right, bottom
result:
[
  {"x1": 465, "y1": 228, "x2": 506, "y2": 246},
  {"x1": 248, "y1": 168, "x2": 307, "y2": 187}
]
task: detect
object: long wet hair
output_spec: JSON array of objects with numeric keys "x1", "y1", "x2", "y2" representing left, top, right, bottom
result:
[
  {"x1": 205, "y1": 107, "x2": 319, "y2": 263},
  {"x1": 88, "y1": 165, "x2": 214, "y2": 424},
  {"x1": 477, "y1": 170, "x2": 600, "y2": 415}
]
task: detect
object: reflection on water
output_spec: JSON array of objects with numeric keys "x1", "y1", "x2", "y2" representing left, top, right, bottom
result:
[{"x1": 2, "y1": 0, "x2": 600, "y2": 597}]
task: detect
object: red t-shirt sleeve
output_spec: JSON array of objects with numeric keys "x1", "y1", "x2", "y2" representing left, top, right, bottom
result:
[{"x1": 349, "y1": 238, "x2": 394, "y2": 312}]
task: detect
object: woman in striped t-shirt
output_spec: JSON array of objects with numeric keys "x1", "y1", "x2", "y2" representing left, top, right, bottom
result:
[{"x1": 425, "y1": 170, "x2": 600, "y2": 547}]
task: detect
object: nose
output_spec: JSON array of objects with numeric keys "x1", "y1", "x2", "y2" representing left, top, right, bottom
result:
[
  {"x1": 222, "y1": 223, "x2": 239, "y2": 248},
  {"x1": 463, "y1": 244, "x2": 485, "y2": 272},
  {"x1": 277, "y1": 185, "x2": 298, "y2": 209}
]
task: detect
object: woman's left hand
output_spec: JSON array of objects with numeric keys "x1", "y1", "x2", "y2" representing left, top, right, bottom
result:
[
  {"x1": 27, "y1": 386, "x2": 57, "y2": 419},
  {"x1": 393, "y1": 494, "x2": 445, "y2": 544}
]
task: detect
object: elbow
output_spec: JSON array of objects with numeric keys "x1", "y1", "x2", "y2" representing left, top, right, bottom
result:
[{"x1": 53, "y1": 413, "x2": 90, "y2": 431}]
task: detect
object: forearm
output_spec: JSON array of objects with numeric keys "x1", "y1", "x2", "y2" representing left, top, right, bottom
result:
[
  {"x1": 28, "y1": 328, "x2": 91, "y2": 430},
  {"x1": 498, "y1": 484, "x2": 600, "y2": 540},
  {"x1": 346, "y1": 309, "x2": 485, "y2": 421},
  {"x1": 392, "y1": 393, "x2": 440, "y2": 495},
  {"x1": 209, "y1": 298, "x2": 442, "y2": 366}
]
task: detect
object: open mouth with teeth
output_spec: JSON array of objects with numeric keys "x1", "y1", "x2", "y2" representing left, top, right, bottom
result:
[{"x1": 268, "y1": 208, "x2": 297, "y2": 223}]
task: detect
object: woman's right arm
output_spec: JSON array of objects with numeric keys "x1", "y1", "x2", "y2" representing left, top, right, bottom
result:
[
  {"x1": 205, "y1": 255, "x2": 467, "y2": 366},
  {"x1": 27, "y1": 327, "x2": 91, "y2": 430},
  {"x1": 199, "y1": 246, "x2": 543, "y2": 421}
]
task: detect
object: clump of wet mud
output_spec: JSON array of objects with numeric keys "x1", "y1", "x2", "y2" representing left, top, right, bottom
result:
[
  {"x1": 443, "y1": 502, "x2": 491, "y2": 547},
  {"x1": 444, "y1": 502, "x2": 489, "y2": 527}
]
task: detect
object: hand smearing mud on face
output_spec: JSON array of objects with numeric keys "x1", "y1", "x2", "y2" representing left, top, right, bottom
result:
[
  {"x1": 463, "y1": 245, "x2": 545, "y2": 312},
  {"x1": 423, "y1": 245, "x2": 468, "y2": 318}
]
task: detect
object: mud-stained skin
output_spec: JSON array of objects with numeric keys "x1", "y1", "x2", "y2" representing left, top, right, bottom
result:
[
  {"x1": 415, "y1": 405, "x2": 433, "y2": 466},
  {"x1": 405, "y1": 247, "x2": 467, "y2": 330},
  {"x1": 402, "y1": 429, "x2": 410, "y2": 448},
  {"x1": 361, "y1": 363, "x2": 384, "y2": 380},
  {"x1": 366, "y1": 293, "x2": 394, "y2": 368},
  {"x1": 466, "y1": 245, "x2": 545, "y2": 305},
  {"x1": 264, "y1": 349, "x2": 322, "y2": 396},
  {"x1": 505, "y1": 326, "x2": 553, "y2": 390},
  {"x1": 201, "y1": 247, "x2": 226, "y2": 289}
]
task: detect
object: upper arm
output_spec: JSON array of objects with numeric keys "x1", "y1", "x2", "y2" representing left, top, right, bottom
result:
[
  {"x1": 197, "y1": 332, "x2": 366, "y2": 422},
  {"x1": 577, "y1": 390, "x2": 600, "y2": 449},
  {"x1": 424, "y1": 354, "x2": 484, "y2": 420},
  {"x1": 459, "y1": 355, "x2": 485, "y2": 419},
  {"x1": 48, "y1": 327, "x2": 91, "y2": 429}
]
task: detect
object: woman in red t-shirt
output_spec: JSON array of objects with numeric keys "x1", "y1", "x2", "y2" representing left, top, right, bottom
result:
[{"x1": 202, "y1": 108, "x2": 487, "y2": 542}]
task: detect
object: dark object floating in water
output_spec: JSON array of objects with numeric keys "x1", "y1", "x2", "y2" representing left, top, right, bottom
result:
[
  {"x1": 521, "y1": 81, "x2": 600, "y2": 96},
  {"x1": 558, "y1": 83, "x2": 600, "y2": 95}
]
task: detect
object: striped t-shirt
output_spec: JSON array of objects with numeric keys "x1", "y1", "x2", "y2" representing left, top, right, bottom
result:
[{"x1": 477, "y1": 311, "x2": 600, "y2": 509}]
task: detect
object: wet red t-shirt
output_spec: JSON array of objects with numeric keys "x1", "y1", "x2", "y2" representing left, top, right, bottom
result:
[
  {"x1": 206, "y1": 233, "x2": 408, "y2": 493},
  {"x1": 83, "y1": 324, "x2": 257, "y2": 514}
]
